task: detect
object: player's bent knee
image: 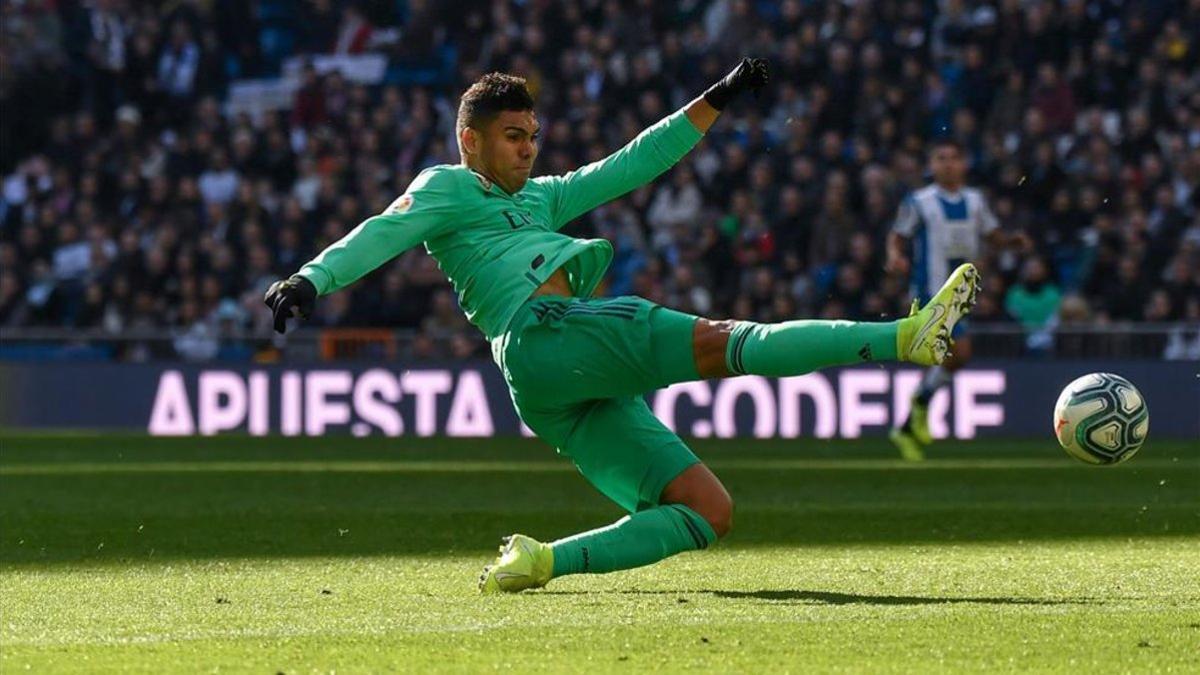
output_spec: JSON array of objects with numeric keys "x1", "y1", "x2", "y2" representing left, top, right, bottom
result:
[
  {"x1": 660, "y1": 463, "x2": 733, "y2": 538},
  {"x1": 703, "y1": 494, "x2": 734, "y2": 539},
  {"x1": 685, "y1": 489, "x2": 733, "y2": 539}
]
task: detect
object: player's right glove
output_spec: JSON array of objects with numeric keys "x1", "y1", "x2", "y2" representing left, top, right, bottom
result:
[
  {"x1": 703, "y1": 57, "x2": 770, "y2": 110},
  {"x1": 264, "y1": 275, "x2": 317, "y2": 334}
]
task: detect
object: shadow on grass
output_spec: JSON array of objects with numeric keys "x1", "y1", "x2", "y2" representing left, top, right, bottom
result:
[
  {"x1": 537, "y1": 589, "x2": 1095, "y2": 606},
  {"x1": 711, "y1": 589, "x2": 1093, "y2": 605}
]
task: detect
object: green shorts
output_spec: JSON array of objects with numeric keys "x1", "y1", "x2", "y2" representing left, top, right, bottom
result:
[{"x1": 491, "y1": 295, "x2": 701, "y2": 513}]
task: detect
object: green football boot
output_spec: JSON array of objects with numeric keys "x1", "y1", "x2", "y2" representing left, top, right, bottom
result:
[
  {"x1": 907, "y1": 397, "x2": 933, "y2": 445},
  {"x1": 896, "y1": 263, "x2": 980, "y2": 366},
  {"x1": 889, "y1": 426, "x2": 926, "y2": 462},
  {"x1": 478, "y1": 534, "x2": 554, "y2": 594}
]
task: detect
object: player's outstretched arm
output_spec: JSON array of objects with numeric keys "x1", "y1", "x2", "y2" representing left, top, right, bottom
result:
[
  {"x1": 885, "y1": 231, "x2": 911, "y2": 277},
  {"x1": 886, "y1": 194, "x2": 922, "y2": 276},
  {"x1": 264, "y1": 168, "x2": 458, "y2": 334},
  {"x1": 539, "y1": 58, "x2": 769, "y2": 230}
]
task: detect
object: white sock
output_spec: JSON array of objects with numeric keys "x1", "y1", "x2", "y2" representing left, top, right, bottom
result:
[{"x1": 915, "y1": 366, "x2": 951, "y2": 404}]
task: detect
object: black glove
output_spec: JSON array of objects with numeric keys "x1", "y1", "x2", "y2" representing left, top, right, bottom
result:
[
  {"x1": 703, "y1": 57, "x2": 770, "y2": 110},
  {"x1": 264, "y1": 275, "x2": 317, "y2": 334}
]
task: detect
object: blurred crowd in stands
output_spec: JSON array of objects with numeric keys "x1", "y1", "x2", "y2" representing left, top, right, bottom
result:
[{"x1": 1, "y1": 0, "x2": 1198, "y2": 360}]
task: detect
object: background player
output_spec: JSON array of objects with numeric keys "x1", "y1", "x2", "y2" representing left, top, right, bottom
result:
[
  {"x1": 265, "y1": 62, "x2": 979, "y2": 593},
  {"x1": 886, "y1": 139, "x2": 1029, "y2": 460}
]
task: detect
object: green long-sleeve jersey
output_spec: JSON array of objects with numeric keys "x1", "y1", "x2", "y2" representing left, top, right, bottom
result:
[{"x1": 295, "y1": 109, "x2": 704, "y2": 340}]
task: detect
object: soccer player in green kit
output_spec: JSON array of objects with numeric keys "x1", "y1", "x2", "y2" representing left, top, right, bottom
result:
[{"x1": 265, "y1": 59, "x2": 980, "y2": 594}]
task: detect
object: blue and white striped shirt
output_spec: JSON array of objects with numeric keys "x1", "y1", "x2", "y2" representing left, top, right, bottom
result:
[{"x1": 893, "y1": 184, "x2": 998, "y2": 297}]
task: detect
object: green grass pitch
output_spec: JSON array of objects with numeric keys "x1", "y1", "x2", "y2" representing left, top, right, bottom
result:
[{"x1": 2, "y1": 434, "x2": 1197, "y2": 673}]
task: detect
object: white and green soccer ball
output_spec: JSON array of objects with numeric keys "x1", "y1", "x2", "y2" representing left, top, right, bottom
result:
[{"x1": 1053, "y1": 373, "x2": 1149, "y2": 465}]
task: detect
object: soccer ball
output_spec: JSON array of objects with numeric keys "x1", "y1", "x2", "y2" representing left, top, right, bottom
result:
[{"x1": 1053, "y1": 373, "x2": 1149, "y2": 465}]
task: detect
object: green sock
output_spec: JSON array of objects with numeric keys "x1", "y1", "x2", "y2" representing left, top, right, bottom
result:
[
  {"x1": 726, "y1": 320, "x2": 900, "y2": 376},
  {"x1": 550, "y1": 504, "x2": 717, "y2": 577}
]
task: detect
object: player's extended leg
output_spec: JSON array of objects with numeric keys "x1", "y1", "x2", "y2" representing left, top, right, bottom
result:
[
  {"x1": 480, "y1": 264, "x2": 979, "y2": 592},
  {"x1": 479, "y1": 396, "x2": 726, "y2": 593},
  {"x1": 693, "y1": 263, "x2": 980, "y2": 379},
  {"x1": 891, "y1": 320, "x2": 974, "y2": 461},
  {"x1": 496, "y1": 262, "x2": 980, "y2": 403},
  {"x1": 544, "y1": 398, "x2": 729, "y2": 576}
]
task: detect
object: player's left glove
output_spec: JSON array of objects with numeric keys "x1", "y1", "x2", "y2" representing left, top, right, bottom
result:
[
  {"x1": 703, "y1": 57, "x2": 770, "y2": 110},
  {"x1": 264, "y1": 275, "x2": 317, "y2": 334}
]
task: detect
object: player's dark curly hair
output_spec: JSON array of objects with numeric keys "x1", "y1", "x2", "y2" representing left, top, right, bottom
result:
[
  {"x1": 456, "y1": 73, "x2": 535, "y2": 135},
  {"x1": 929, "y1": 137, "x2": 966, "y2": 156}
]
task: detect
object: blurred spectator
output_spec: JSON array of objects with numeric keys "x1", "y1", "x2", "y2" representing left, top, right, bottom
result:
[
  {"x1": 1006, "y1": 256, "x2": 1062, "y2": 354},
  {"x1": 0, "y1": 0, "x2": 1196, "y2": 363},
  {"x1": 291, "y1": 63, "x2": 328, "y2": 129},
  {"x1": 334, "y1": 4, "x2": 373, "y2": 55},
  {"x1": 157, "y1": 20, "x2": 200, "y2": 103},
  {"x1": 1102, "y1": 257, "x2": 1152, "y2": 321},
  {"x1": 1007, "y1": 257, "x2": 1062, "y2": 331},
  {"x1": 198, "y1": 149, "x2": 239, "y2": 205},
  {"x1": 84, "y1": 0, "x2": 127, "y2": 124},
  {"x1": 648, "y1": 165, "x2": 702, "y2": 248},
  {"x1": 1031, "y1": 63, "x2": 1076, "y2": 134},
  {"x1": 1057, "y1": 294, "x2": 1091, "y2": 324}
]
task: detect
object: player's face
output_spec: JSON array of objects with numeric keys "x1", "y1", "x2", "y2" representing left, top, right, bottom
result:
[
  {"x1": 930, "y1": 146, "x2": 966, "y2": 189},
  {"x1": 475, "y1": 110, "x2": 539, "y2": 193}
]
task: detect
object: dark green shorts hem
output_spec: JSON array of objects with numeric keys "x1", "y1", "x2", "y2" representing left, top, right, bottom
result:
[{"x1": 636, "y1": 449, "x2": 701, "y2": 512}]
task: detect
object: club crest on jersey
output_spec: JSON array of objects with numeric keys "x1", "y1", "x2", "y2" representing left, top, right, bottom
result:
[{"x1": 386, "y1": 194, "x2": 414, "y2": 214}]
